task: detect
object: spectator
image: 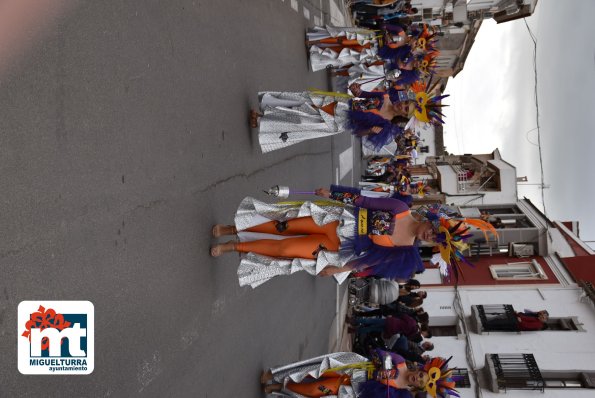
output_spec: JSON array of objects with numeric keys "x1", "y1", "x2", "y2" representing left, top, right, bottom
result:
[
  {"x1": 398, "y1": 290, "x2": 427, "y2": 306},
  {"x1": 517, "y1": 310, "x2": 549, "y2": 331}
]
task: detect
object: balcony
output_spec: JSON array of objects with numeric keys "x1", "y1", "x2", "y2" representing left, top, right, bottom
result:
[
  {"x1": 485, "y1": 354, "x2": 545, "y2": 392},
  {"x1": 472, "y1": 304, "x2": 584, "y2": 333},
  {"x1": 471, "y1": 304, "x2": 518, "y2": 334}
]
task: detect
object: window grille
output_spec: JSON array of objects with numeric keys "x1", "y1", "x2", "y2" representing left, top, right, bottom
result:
[
  {"x1": 490, "y1": 354, "x2": 544, "y2": 392},
  {"x1": 477, "y1": 304, "x2": 518, "y2": 332}
]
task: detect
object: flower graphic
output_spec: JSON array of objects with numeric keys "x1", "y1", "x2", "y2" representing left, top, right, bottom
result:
[{"x1": 22, "y1": 305, "x2": 72, "y2": 350}]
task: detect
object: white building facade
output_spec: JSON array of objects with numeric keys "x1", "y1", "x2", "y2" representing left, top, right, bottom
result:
[{"x1": 425, "y1": 285, "x2": 595, "y2": 396}]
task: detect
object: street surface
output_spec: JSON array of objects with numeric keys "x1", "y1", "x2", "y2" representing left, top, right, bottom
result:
[{"x1": 0, "y1": 1, "x2": 358, "y2": 397}]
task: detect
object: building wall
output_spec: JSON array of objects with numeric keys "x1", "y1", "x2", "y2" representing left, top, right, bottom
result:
[
  {"x1": 422, "y1": 254, "x2": 559, "y2": 287},
  {"x1": 412, "y1": 124, "x2": 436, "y2": 166},
  {"x1": 424, "y1": 287, "x2": 595, "y2": 397}
]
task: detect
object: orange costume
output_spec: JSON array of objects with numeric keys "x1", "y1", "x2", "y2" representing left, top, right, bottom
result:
[
  {"x1": 286, "y1": 372, "x2": 351, "y2": 397},
  {"x1": 307, "y1": 26, "x2": 379, "y2": 72},
  {"x1": 237, "y1": 217, "x2": 340, "y2": 260},
  {"x1": 234, "y1": 186, "x2": 425, "y2": 288}
]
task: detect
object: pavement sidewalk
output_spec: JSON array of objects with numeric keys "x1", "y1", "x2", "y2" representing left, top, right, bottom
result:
[{"x1": 328, "y1": 285, "x2": 353, "y2": 352}]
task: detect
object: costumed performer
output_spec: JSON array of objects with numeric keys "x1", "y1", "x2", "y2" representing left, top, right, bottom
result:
[
  {"x1": 249, "y1": 91, "x2": 351, "y2": 153},
  {"x1": 209, "y1": 184, "x2": 431, "y2": 288},
  {"x1": 260, "y1": 349, "x2": 460, "y2": 398},
  {"x1": 306, "y1": 26, "x2": 380, "y2": 72},
  {"x1": 347, "y1": 83, "x2": 414, "y2": 151},
  {"x1": 249, "y1": 87, "x2": 412, "y2": 153},
  {"x1": 338, "y1": 24, "x2": 440, "y2": 91},
  {"x1": 349, "y1": 76, "x2": 449, "y2": 152},
  {"x1": 377, "y1": 24, "x2": 440, "y2": 87}
]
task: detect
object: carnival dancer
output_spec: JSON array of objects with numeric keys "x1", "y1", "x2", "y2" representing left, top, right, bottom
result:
[
  {"x1": 259, "y1": 351, "x2": 369, "y2": 396},
  {"x1": 210, "y1": 186, "x2": 495, "y2": 288},
  {"x1": 379, "y1": 24, "x2": 440, "y2": 87},
  {"x1": 210, "y1": 185, "x2": 430, "y2": 288},
  {"x1": 249, "y1": 91, "x2": 352, "y2": 153},
  {"x1": 307, "y1": 25, "x2": 380, "y2": 72},
  {"x1": 338, "y1": 27, "x2": 435, "y2": 94},
  {"x1": 347, "y1": 83, "x2": 414, "y2": 151},
  {"x1": 349, "y1": 76, "x2": 449, "y2": 152},
  {"x1": 359, "y1": 355, "x2": 459, "y2": 398},
  {"x1": 260, "y1": 350, "x2": 460, "y2": 398},
  {"x1": 249, "y1": 86, "x2": 413, "y2": 153},
  {"x1": 306, "y1": 23, "x2": 435, "y2": 76}
]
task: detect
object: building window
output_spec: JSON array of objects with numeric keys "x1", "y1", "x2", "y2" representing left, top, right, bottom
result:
[
  {"x1": 489, "y1": 260, "x2": 547, "y2": 280},
  {"x1": 545, "y1": 316, "x2": 583, "y2": 331},
  {"x1": 474, "y1": 304, "x2": 519, "y2": 332},
  {"x1": 451, "y1": 368, "x2": 471, "y2": 388},
  {"x1": 422, "y1": 8, "x2": 433, "y2": 20},
  {"x1": 486, "y1": 353, "x2": 545, "y2": 392},
  {"x1": 485, "y1": 354, "x2": 595, "y2": 392},
  {"x1": 428, "y1": 325, "x2": 458, "y2": 337},
  {"x1": 542, "y1": 372, "x2": 595, "y2": 388}
]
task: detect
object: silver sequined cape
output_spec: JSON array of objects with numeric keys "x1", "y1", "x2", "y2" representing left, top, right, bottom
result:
[
  {"x1": 307, "y1": 25, "x2": 379, "y2": 72},
  {"x1": 268, "y1": 351, "x2": 368, "y2": 398},
  {"x1": 257, "y1": 91, "x2": 351, "y2": 153}
]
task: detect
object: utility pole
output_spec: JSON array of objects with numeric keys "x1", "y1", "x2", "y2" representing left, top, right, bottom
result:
[{"x1": 517, "y1": 176, "x2": 550, "y2": 189}]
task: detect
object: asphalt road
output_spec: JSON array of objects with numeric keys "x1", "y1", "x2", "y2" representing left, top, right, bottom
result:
[{"x1": 0, "y1": 1, "x2": 358, "y2": 397}]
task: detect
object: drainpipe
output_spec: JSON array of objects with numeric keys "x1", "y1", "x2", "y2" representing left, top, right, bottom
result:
[{"x1": 453, "y1": 286, "x2": 483, "y2": 398}]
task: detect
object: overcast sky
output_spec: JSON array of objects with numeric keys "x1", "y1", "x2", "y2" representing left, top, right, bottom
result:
[{"x1": 443, "y1": 0, "x2": 595, "y2": 246}]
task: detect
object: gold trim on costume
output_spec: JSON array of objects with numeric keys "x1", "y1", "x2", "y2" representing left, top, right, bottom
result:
[{"x1": 358, "y1": 208, "x2": 368, "y2": 235}]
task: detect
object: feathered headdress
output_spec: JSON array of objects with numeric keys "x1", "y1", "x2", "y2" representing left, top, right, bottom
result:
[
  {"x1": 410, "y1": 76, "x2": 449, "y2": 125},
  {"x1": 417, "y1": 51, "x2": 440, "y2": 75},
  {"x1": 412, "y1": 24, "x2": 439, "y2": 53},
  {"x1": 422, "y1": 357, "x2": 460, "y2": 398},
  {"x1": 417, "y1": 204, "x2": 499, "y2": 283}
]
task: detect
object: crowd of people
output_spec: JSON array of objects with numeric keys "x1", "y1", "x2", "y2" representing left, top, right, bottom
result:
[
  {"x1": 360, "y1": 155, "x2": 433, "y2": 208},
  {"x1": 348, "y1": 279, "x2": 433, "y2": 358},
  {"x1": 259, "y1": 279, "x2": 460, "y2": 398},
  {"x1": 249, "y1": 0, "x2": 445, "y2": 154}
]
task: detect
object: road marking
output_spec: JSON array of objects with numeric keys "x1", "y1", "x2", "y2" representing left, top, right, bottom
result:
[
  {"x1": 303, "y1": 6, "x2": 310, "y2": 19},
  {"x1": 339, "y1": 146, "x2": 353, "y2": 181},
  {"x1": 319, "y1": 0, "x2": 324, "y2": 22},
  {"x1": 335, "y1": 164, "x2": 341, "y2": 345},
  {"x1": 329, "y1": 0, "x2": 344, "y2": 26},
  {"x1": 336, "y1": 283, "x2": 340, "y2": 347},
  {"x1": 350, "y1": 135, "x2": 356, "y2": 187},
  {"x1": 291, "y1": 0, "x2": 298, "y2": 12}
]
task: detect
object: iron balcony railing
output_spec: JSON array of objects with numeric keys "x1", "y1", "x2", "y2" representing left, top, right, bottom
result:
[
  {"x1": 477, "y1": 304, "x2": 519, "y2": 332},
  {"x1": 490, "y1": 354, "x2": 545, "y2": 392}
]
